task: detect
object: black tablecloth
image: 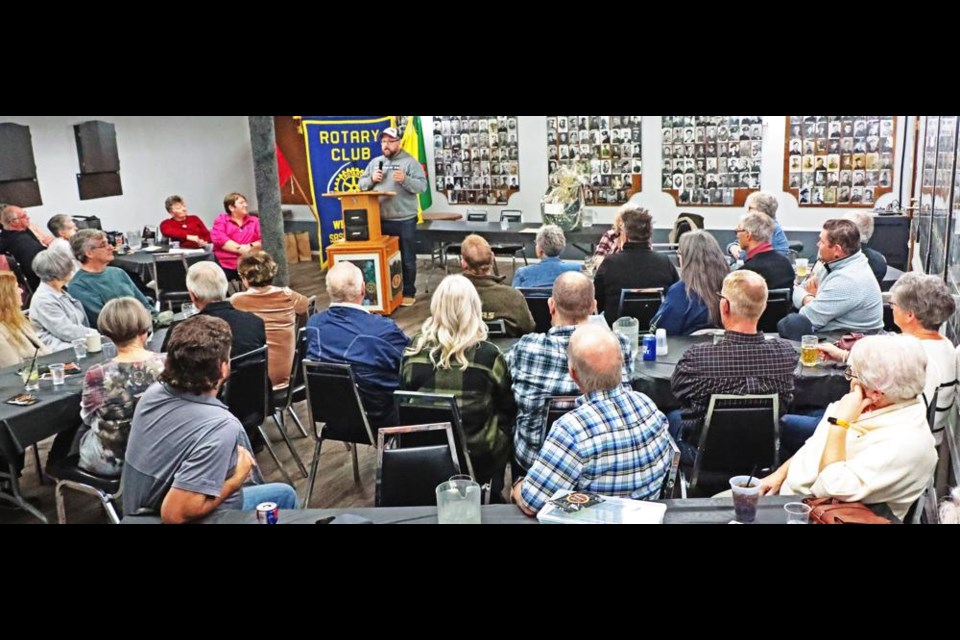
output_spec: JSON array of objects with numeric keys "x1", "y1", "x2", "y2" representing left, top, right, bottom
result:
[{"x1": 113, "y1": 249, "x2": 215, "y2": 285}]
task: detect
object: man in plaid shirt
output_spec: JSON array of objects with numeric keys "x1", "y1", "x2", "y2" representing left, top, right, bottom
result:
[
  {"x1": 670, "y1": 270, "x2": 798, "y2": 466},
  {"x1": 505, "y1": 272, "x2": 633, "y2": 474},
  {"x1": 512, "y1": 324, "x2": 671, "y2": 515}
]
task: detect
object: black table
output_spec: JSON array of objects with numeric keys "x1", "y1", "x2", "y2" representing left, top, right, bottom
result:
[
  {"x1": 881, "y1": 265, "x2": 904, "y2": 292},
  {"x1": 418, "y1": 221, "x2": 612, "y2": 257},
  {"x1": 112, "y1": 248, "x2": 215, "y2": 285},
  {"x1": 122, "y1": 495, "x2": 833, "y2": 524},
  {"x1": 0, "y1": 348, "x2": 116, "y2": 522},
  {"x1": 493, "y1": 335, "x2": 849, "y2": 412}
]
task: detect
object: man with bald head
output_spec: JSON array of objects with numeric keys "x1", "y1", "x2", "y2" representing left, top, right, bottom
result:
[
  {"x1": 460, "y1": 234, "x2": 534, "y2": 337},
  {"x1": 306, "y1": 261, "x2": 410, "y2": 428},
  {"x1": 511, "y1": 324, "x2": 672, "y2": 516},
  {"x1": 506, "y1": 272, "x2": 635, "y2": 475},
  {"x1": 671, "y1": 271, "x2": 798, "y2": 467}
]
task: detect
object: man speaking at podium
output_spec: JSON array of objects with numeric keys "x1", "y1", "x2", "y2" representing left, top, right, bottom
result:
[{"x1": 359, "y1": 126, "x2": 427, "y2": 307}]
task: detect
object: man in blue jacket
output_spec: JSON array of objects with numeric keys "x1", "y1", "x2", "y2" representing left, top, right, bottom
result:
[{"x1": 306, "y1": 262, "x2": 410, "y2": 428}]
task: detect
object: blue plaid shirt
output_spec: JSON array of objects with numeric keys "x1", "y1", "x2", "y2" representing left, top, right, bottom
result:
[
  {"x1": 505, "y1": 326, "x2": 634, "y2": 469},
  {"x1": 520, "y1": 384, "x2": 672, "y2": 512}
]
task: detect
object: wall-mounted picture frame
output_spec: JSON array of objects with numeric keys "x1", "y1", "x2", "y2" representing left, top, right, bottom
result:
[
  {"x1": 433, "y1": 115, "x2": 518, "y2": 207},
  {"x1": 661, "y1": 115, "x2": 762, "y2": 206},
  {"x1": 783, "y1": 115, "x2": 897, "y2": 207},
  {"x1": 332, "y1": 252, "x2": 383, "y2": 312},
  {"x1": 546, "y1": 115, "x2": 642, "y2": 206}
]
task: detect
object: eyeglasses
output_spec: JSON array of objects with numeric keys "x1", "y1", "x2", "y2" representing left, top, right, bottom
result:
[
  {"x1": 735, "y1": 227, "x2": 747, "y2": 234},
  {"x1": 843, "y1": 368, "x2": 860, "y2": 382}
]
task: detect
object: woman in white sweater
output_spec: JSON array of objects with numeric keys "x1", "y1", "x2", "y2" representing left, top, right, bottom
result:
[{"x1": 761, "y1": 335, "x2": 937, "y2": 520}]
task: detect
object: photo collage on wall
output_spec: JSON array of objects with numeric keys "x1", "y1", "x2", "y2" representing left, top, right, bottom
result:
[
  {"x1": 546, "y1": 116, "x2": 642, "y2": 206},
  {"x1": 784, "y1": 115, "x2": 896, "y2": 206},
  {"x1": 432, "y1": 116, "x2": 519, "y2": 206},
  {"x1": 661, "y1": 116, "x2": 763, "y2": 206}
]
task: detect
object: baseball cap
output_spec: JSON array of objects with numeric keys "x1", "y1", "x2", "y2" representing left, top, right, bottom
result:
[{"x1": 381, "y1": 127, "x2": 400, "y2": 141}]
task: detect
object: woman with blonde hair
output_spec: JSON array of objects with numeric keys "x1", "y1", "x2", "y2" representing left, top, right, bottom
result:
[
  {"x1": 231, "y1": 251, "x2": 308, "y2": 389},
  {"x1": 0, "y1": 272, "x2": 50, "y2": 367},
  {"x1": 78, "y1": 297, "x2": 165, "y2": 476},
  {"x1": 400, "y1": 275, "x2": 516, "y2": 497},
  {"x1": 651, "y1": 231, "x2": 728, "y2": 335}
]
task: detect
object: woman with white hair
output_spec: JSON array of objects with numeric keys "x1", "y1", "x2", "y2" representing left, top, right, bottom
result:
[
  {"x1": 29, "y1": 248, "x2": 91, "y2": 351},
  {"x1": 761, "y1": 335, "x2": 938, "y2": 519},
  {"x1": 400, "y1": 275, "x2": 516, "y2": 497}
]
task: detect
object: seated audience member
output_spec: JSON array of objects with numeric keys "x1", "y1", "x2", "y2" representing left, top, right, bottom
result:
[
  {"x1": 940, "y1": 488, "x2": 960, "y2": 524},
  {"x1": 729, "y1": 192, "x2": 791, "y2": 260},
  {"x1": 28, "y1": 248, "x2": 91, "y2": 351},
  {"x1": 505, "y1": 272, "x2": 634, "y2": 474},
  {"x1": 78, "y1": 298, "x2": 165, "y2": 477},
  {"x1": 843, "y1": 210, "x2": 886, "y2": 285},
  {"x1": 185, "y1": 262, "x2": 265, "y2": 358},
  {"x1": 160, "y1": 195, "x2": 212, "y2": 249},
  {"x1": 651, "y1": 230, "x2": 727, "y2": 335},
  {"x1": 460, "y1": 234, "x2": 535, "y2": 337},
  {"x1": 760, "y1": 335, "x2": 937, "y2": 520},
  {"x1": 511, "y1": 324, "x2": 672, "y2": 515},
  {"x1": 592, "y1": 205, "x2": 626, "y2": 270},
  {"x1": 306, "y1": 262, "x2": 409, "y2": 429},
  {"x1": 46, "y1": 214, "x2": 78, "y2": 266},
  {"x1": 211, "y1": 192, "x2": 261, "y2": 283},
  {"x1": 816, "y1": 272, "x2": 956, "y2": 442},
  {"x1": 231, "y1": 251, "x2": 308, "y2": 389},
  {"x1": 401, "y1": 275, "x2": 516, "y2": 497},
  {"x1": 594, "y1": 205, "x2": 679, "y2": 323},
  {"x1": 778, "y1": 219, "x2": 883, "y2": 341},
  {"x1": 0, "y1": 272, "x2": 50, "y2": 368},
  {"x1": 122, "y1": 316, "x2": 297, "y2": 523},
  {"x1": 671, "y1": 271, "x2": 798, "y2": 466},
  {"x1": 0, "y1": 204, "x2": 48, "y2": 291},
  {"x1": 736, "y1": 211, "x2": 795, "y2": 291},
  {"x1": 69, "y1": 229, "x2": 155, "y2": 326},
  {"x1": 512, "y1": 224, "x2": 581, "y2": 288}
]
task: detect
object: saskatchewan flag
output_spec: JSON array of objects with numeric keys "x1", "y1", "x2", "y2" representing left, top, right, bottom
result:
[{"x1": 400, "y1": 115, "x2": 433, "y2": 223}]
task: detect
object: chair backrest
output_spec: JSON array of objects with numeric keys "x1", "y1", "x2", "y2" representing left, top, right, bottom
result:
[
  {"x1": 466, "y1": 211, "x2": 488, "y2": 222},
  {"x1": 617, "y1": 288, "x2": 664, "y2": 331},
  {"x1": 2, "y1": 252, "x2": 32, "y2": 308},
  {"x1": 659, "y1": 431, "x2": 683, "y2": 499},
  {"x1": 394, "y1": 391, "x2": 475, "y2": 479},
  {"x1": 286, "y1": 327, "x2": 308, "y2": 395},
  {"x1": 376, "y1": 423, "x2": 461, "y2": 507},
  {"x1": 72, "y1": 215, "x2": 103, "y2": 231},
  {"x1": 221, "y1": 346, "x2": 270, "y2": 435},
  {"x1": 485, "y1": 319, "x2": 508, "y2": 338},
  {"x1": 925, "y1": 386, "x2": 940, "y2": 432},
  {"x1": 518, "y1": 287, "x2": 553, "y2": 333},
  {"x1": 305, "y1": 295, "x2": 318, "y2": 320},
  {"x1": 904, "y1": 479, "x2": 938, "y2": 524},
  {"x1": 151, "y1": 254, "x2": 190, "y2": 296},
  {"x1": 542, "y1": 396, "x2": 578, "y2": 445},
  {"x1": 500, "y1": 209, "x2": 522, "y2": 223},
  {"x1": 757, "y1": 288, "x2": 793, "y2": 333},
  {"x1": 302, "y1": 360, "x2": 376, "y2": 446},
  {"x1": 689, "y1": 394, "x2": 779, "y2": 498}
]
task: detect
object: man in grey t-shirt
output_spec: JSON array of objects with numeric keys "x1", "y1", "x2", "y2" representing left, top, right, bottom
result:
[
  {"x1": 358, "y1": 126, "x2": 427, "y2": 307},
  {"x1": 122, "y1": 315, "x2": 297, "y2": 523}
]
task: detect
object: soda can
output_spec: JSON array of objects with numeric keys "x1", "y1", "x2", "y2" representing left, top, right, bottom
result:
[
  {"x1": 256, "y1": 502, "x2": 279, "y2": 525},
  {"x1": 642, "y1": 335, "x2": 657, "y2": 362}
]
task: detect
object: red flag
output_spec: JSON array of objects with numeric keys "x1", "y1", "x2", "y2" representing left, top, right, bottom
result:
[{"x1": 276, "y1": 144, "x2": 293, "y2": 187}]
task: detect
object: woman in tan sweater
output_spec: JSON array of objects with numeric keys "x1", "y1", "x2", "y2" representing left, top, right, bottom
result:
[
  {"x1": 0, "y1": 272, "x2": 51, "y2": 368},
  {"x1": 231, "y1": 251, "x2": 309, "y2": 388}
]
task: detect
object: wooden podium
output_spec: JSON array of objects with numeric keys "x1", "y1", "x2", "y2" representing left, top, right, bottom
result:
[{"x1": 323, "y1": 191, "x2": 403, "y2": 315}]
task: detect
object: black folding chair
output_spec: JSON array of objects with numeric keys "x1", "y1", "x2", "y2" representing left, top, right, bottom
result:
[
  {"x1": 518, "y1": 287, "x2": 553, "y2": 333},
  {"x1": 617, "y1": 288, "x2": 664, "y2": 331},
  {"x1": 376, "y1": 423, "x2": 461, "y2": 507},
  {"x1": 151, "y1": 253, "x2": 191, "y2": 311},
  {"x1": 758, "y1": 288, "x2": 793, "y2": 333},
  {"x1": 484, "y1": 319, "x2": 508, "y2": 338},
  {"x1": 394, "y1": 391, "x2": 475, "y2": 480}
]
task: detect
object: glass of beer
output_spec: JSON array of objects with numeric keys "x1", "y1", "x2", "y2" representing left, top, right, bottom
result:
[
  {"x1": 795, "y1": 258, "x2": 809, "y2": 279},
  {"x1": 801, "y1": 335, "x2": 819, "y2": 367}
]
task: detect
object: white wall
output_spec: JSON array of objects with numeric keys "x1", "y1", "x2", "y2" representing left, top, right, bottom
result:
[
  {"x1": 0, "y1": 116, "x2": 256, "y2": 233},
  {"x1": 418, "y1": 115, "x2": 914, "y2": 232}
]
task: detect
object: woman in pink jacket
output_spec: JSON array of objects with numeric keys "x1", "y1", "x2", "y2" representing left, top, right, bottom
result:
[{"x1": 211, "y1": 192, "x2": 261, "y2": 282}]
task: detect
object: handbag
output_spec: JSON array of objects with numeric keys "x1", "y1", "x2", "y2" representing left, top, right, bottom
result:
[
  {"x1": 802, "y1": 497, "x2": 891, "y2": 524},
  {"x1": 834, "y1": 332, "x2": 865, "y2": 352}
]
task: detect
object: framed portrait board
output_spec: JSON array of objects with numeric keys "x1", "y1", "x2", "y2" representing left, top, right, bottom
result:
[
  {"x1": 661, "y1": 115, "x2": 762, "y2": 206},
  {"x1": 332, "y1": 252, "x2": 384, "y2": 312},
  {"x1": 546, "y1": 115, "x2": 642, "y2": 206},
  {"x1": 783, "y1": 115, "x2": 896, "y2": 207},
  {"x1": 432, "y1": 116, "x2": 519, "y2": 207}
]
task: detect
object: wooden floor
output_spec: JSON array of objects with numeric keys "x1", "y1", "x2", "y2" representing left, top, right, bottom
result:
[{"x1": 0, "y1": 256, "x2": 517, "y2": 524}]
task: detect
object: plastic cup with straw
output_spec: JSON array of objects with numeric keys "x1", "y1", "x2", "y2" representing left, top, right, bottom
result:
[{"x1": 21, "y1": 346, "x2": 40, "y2": 392}]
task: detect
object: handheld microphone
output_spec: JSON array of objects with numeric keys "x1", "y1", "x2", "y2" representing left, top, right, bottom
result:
[{"x1": 379, "y1": 161, "x2": 384, "y2": 172}]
